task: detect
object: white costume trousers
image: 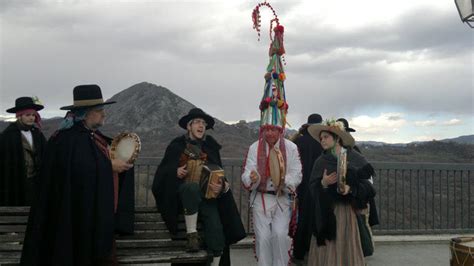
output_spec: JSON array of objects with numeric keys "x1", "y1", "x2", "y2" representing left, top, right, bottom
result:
[{"x1": 253, "y1": 192, "x2": 292, "y2": 266}]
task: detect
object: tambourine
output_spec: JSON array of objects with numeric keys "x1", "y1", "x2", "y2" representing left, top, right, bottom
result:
[
  {"x1": 269, "y1": 147, "x2": 285, "y2": 193},
  {"x1": 110, "y1": 132, "x2": 141, "y2": 164},
  {"x1": 337, "y1": 147, "x2": 348, "y2": 194}
]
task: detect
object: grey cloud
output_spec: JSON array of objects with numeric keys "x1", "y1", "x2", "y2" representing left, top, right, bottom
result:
[
  {"x1": 288, "y1": 7, "x2": 472, "y2": 57},
  {"x1": 387, "y1": 115, "x2": 402, "y2": 121},
  {"x1": 0, "y1": 1, "x2": 472, "y2": 127},
  {"x1": 0, "y1": 1, "x2": 43, "y2": 14},
  {"x1": 285, "y1": 7, "x2": 472, "y2": 81}
]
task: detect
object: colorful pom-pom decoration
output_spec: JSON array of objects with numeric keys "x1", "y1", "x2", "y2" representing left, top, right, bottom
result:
[
  {"x1": 253, "y1": 1, "x2": 289, "y2": 130},
  {"x1": 274, "y1": 25, "x2": 284, "y2": 33},
  {"x1": 279, "y1": 73, "x2": 286, "y2": 81},
  {"x1": 277, "y1": 99, "x2": 285, "y2": 108},
  {"x1": 264, "y1": 72, "x2": 272, "y2": 81},
  {"x1": 259, "y1": 97, "x2": 272, "y2": 110}
]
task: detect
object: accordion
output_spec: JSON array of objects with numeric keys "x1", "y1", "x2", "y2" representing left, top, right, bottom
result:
[
  {"x1": 184, "y1": 160, "x2": 225, "y2": 199},
  {"x1": 200, "y1": 164, "x2": 225, "y2": 199}
]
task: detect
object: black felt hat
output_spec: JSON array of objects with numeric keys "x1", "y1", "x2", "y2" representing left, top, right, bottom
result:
[
  {"x1": 6, "y1": 97, "x2": 44, "y2": 113},
  {"x1": 306, "y1": 113, "x2": 323, "y2": 125},
  {"x1": 60, "y1": 84, "x2": 116, "y2": 110},
  {"x1": 178, "y1": 108, "x2": 215, "y2": 130},
  {"x1": 336, "y1": 118, "x2": 356, "y2": 132}
]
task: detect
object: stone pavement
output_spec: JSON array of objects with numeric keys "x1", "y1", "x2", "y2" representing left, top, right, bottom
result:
[
  {"x1": 227, "y1": 234, "x2": 459, "y2": 266},
  {"x1": 147, "y1": 234, "x2": 467, "y2": 265},
  {"x1": 230, "y1": 241, "x2": 450, "y2": 266}
]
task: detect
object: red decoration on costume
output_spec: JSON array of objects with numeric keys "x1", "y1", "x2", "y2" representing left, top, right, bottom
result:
[
  {"x1": 93, "y1": 133, "x2": 119, "y2": 213},
  {"x1": 252, "y1": 1, "x2": 280, "y2": 42},
  {"x1": 274, "y1": 25, "x2": 284, "y2": 33},
  {"x1": 256, "y1": 125, "x2": 287, "y2": 193},
  {"x1": 259, "y1": 97, "x2": 272, "y2": 111},
  {"x1": 279, "y1": 72, "x2": 286, "y2": 81}
]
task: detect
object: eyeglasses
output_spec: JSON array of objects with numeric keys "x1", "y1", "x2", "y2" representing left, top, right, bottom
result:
[{"x1": 192, "y1": 119, "x2": 207, "y2": 126}]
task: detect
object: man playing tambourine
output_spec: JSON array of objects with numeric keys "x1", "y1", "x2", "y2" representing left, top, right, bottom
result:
[{"x1": 152, "y1": 108, "x2": 245, "y2": 266}]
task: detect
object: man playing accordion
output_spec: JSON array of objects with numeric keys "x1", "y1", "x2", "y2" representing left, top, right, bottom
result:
[{"x1": 152, "y1": 108, "x2": 245, "y2": 266}]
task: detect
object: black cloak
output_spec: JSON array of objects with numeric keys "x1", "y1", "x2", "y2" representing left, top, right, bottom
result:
[
  {"x1": 20, "y1": 122, "x2": 134, "y2": 265},
  {"x1": 309, "y1": 149, "x2": 379, "y2": 246},
  {"x1": 292, "y1": 129, "x2": 323, "y2": 259},
  {"x1": 0, "y1": 122, "x2": 46, "y2": 206},
  {"x1": 152, "y1": 135, "x2": 246, "y2": 266}
]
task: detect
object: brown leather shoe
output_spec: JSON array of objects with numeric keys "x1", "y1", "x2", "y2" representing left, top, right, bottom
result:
[{"x1": 186, "y1": 232, "x2": 200, "y2": 252}]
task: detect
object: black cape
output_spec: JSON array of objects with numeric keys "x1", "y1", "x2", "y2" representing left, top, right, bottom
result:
[
  {"x1": 0, "y1": 122, "x2": 46, "y2": 206},
  {"x1": 292, "y1": 130, "x2": 323, "y2": 259},
  {"x1": 309, "y1": 149, "x2": 379, "y2": 246},
  {"x1": 152, "y1": 135, "x2": 246, "y2": 266},
  {"x1": 351, "y1": 145, "x2": 379, "y2": 229},
  {"x1": 20, "y1": 122, "x2": 134, "y2": 265}
]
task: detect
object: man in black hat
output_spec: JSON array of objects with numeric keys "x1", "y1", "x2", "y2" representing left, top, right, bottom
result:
[
  {"x1": 152, "y1": 108, "x2": 245, "y2": 266},
  {"x1": 291, "y1": 113, "x2": 324, "y2": 263},
  {"x1": 337, "y1": 118, "x2": 362, "y2": 153},
  {"x1": 0, "y1": 96, "x2": 46, "y2": 206},
  {"x1": 21, "y1": 85, "x2": 135, "y2": 265}
]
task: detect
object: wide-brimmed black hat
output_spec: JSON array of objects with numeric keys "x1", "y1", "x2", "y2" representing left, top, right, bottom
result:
[
  {"x1": 306, "y1": 113, "x2": 322, "y2": 125},
  {"x1": 178, "y1": 108, "x2": 215, "y2": 130},
  {"x1": 60, "y1": 84, "x2": 116, "y2": 110},
  {"x1": 6, "y1": 97, "x2": 44, "y2": 113},
  {"x1": 337, "y1": 118, "x2": 356, "y2": 132}
]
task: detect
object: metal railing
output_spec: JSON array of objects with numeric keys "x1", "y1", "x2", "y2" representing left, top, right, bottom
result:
[{"x1": 134, "y1": 157, "x2": 474, "y2": 235}]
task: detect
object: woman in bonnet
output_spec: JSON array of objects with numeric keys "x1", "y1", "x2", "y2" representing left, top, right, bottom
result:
[{"x1": 306, "y1": 119, "x2": 378, "y2": 266}]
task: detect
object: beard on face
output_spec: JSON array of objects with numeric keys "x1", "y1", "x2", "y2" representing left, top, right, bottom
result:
[{"x1": 90, "y1": 120, "x2": 104, "y2": 130}]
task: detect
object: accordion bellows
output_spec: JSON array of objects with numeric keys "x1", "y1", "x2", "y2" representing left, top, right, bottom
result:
[{"x1": 185, "y1": 159, "x2": 204, "y2": 184}]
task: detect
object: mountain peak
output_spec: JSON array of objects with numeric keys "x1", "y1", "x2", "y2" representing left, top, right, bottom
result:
[
  {"x1": 100, "y1": 82, "x2": 258, "y2": 157},
  {"x1": 105, "y1": 82, "x2": 195, "y2": 132}
]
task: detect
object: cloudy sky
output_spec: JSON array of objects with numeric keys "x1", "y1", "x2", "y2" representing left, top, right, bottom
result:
[{"x1": 1, "y1": 0, "x2": 472, "y2": 143}]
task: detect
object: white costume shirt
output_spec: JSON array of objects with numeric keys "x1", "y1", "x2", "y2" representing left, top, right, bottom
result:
[
  {"x1": 242, "y1": 138, "x2": 302, "y2": 196},
  {"x1": 241, "y1": 138, "x2": 302, "y2": 266}
]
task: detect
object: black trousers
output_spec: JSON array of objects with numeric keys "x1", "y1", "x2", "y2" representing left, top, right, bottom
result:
[{"x1": 178, "y1": 182, "x2": 226, "y2": 257}]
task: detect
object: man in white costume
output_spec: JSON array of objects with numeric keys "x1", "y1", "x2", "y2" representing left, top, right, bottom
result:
[
  {"x1": 242, "y1": 125, "x2": 302, "y2": 266},
  {"x1": 244, "y1": 7, "x2": 302, "y2": 264}
]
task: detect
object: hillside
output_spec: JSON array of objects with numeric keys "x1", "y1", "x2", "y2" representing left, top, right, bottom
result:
[{"x1": 1, "y1": 82, "x2": 472, "y2": 163}]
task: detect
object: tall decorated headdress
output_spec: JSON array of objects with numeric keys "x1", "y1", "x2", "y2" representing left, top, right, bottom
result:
[
  {"x1": 251, "y1": 1, "x2": 290, "y2": 193},
  {"x1": 251, "y1": 2, "x2": 298, "y2": 239},
  {"x1": 252, "y1": 1, "x2": 288, "y2": 132}
]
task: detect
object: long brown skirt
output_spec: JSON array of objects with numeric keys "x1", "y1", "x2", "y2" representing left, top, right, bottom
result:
[{"x1": 308, "y1": 203, "x2": 365, "y2": 266}]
